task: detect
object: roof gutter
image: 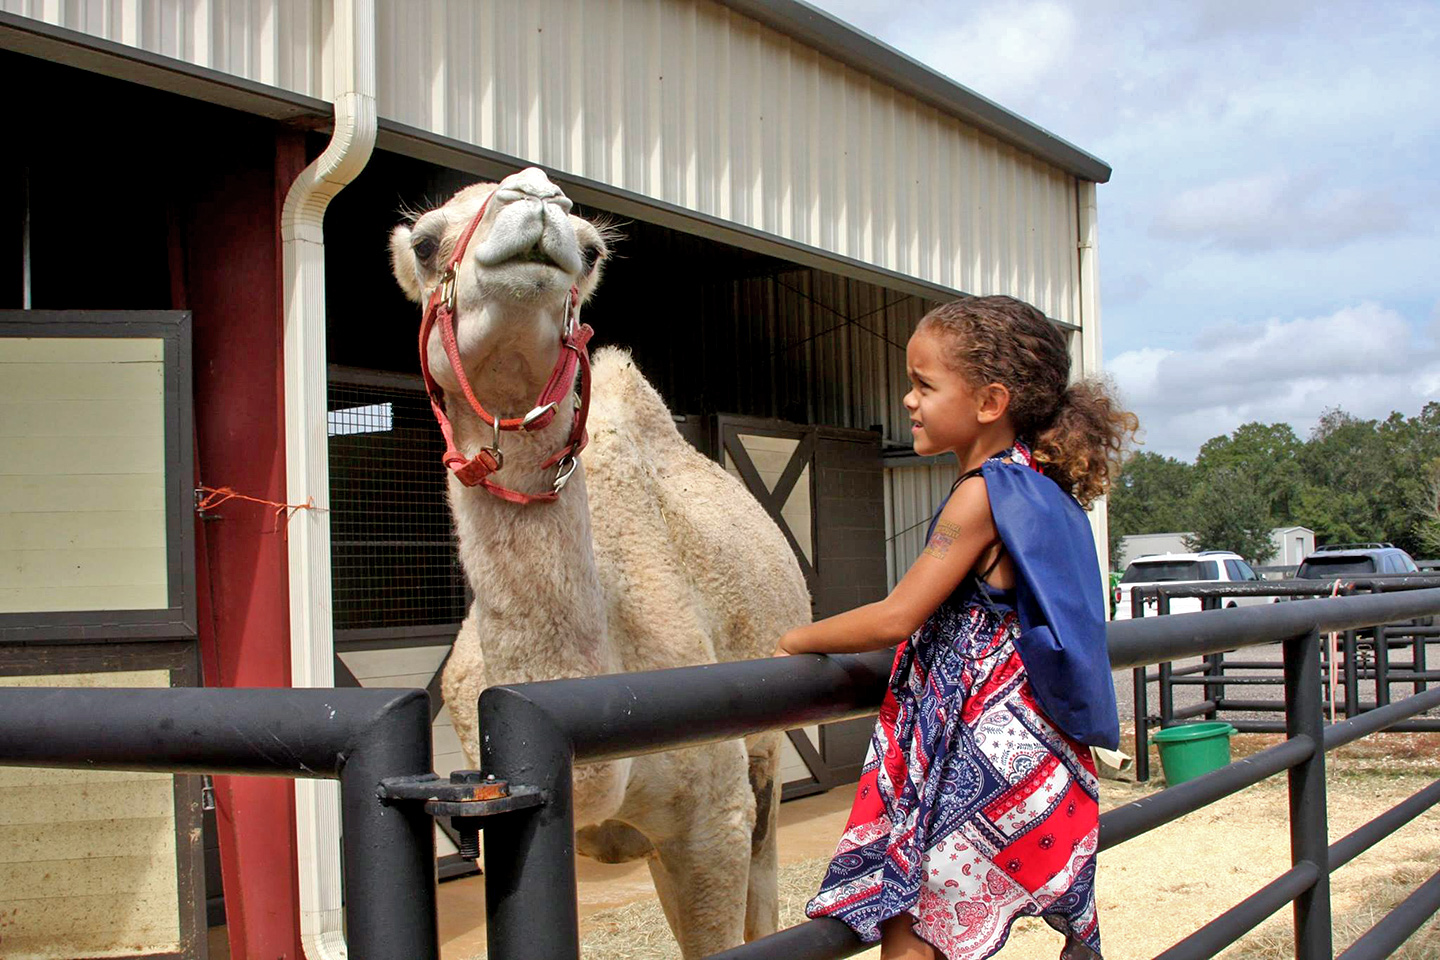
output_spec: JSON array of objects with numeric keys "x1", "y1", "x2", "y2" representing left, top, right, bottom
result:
[
  {"x1": 279, "y1": 2, "x2": 377, "y2": 958},
  {"x1": 715, "y1": 0, "x2": 1112, "y2": 184}
]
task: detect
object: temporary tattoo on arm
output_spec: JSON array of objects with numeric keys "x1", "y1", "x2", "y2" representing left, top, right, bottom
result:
[{"x1": 924, "y1": 520, "x2": 962, "y2": 559}]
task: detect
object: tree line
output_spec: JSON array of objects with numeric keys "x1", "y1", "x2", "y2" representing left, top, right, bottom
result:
[{"x1": 1107, "y1": 403, "x2": 1440, "y2": 568}]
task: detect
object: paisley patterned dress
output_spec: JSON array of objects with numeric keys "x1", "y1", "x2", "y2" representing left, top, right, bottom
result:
[{"x1": 804, "y1": 450, "x2": 1103, "y2": 960}]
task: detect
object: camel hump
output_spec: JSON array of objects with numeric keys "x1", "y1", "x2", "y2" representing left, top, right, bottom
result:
[
  {"x1": 585, "y1": 347, "x2": 812, "y2": 663},
  {"x1": 587, "y1": 346, "x2": 690, "y2": 451}
]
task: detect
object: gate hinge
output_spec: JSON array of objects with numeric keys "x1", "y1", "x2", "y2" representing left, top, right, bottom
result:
[{"x1": 377, "y1": 771, "x2": 545, "y2": 860}]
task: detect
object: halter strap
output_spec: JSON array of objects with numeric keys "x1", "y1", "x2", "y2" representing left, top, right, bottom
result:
[{"x1": 417, "y1": 190, "x2": 593, "y2": 504}]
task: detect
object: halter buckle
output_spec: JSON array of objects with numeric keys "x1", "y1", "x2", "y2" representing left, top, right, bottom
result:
[
  {"x1": 553, "y1": 455, "x2": 578, "y2": 494},
  {"x1": 521, "y1": 402, "x2": 558, "y2": 429},
  {"x1": 440, "y1": 268, "x2": 458, "y2": 312}
]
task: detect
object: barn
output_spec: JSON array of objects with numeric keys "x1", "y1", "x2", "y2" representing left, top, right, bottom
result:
[{"x1": 0, "y1": 1, "x2": 1111, "y2": 956}]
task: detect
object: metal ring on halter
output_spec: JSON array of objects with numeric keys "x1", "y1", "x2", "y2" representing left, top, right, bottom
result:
[
  {"x1": 564, "y1": 294, "x2": 578, "y2": 339},
  {"x1": 553, "y1": 455, "x2": 578, "y2": 493},
  {"x1": 480, "y1": 414, "x2": 504, "y2": 470}
]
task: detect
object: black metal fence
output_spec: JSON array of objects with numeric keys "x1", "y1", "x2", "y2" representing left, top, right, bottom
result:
[
  {"x1": 1, "y1": 589, "x2": 1438, "y2": 958},
  {"x1": 0, "y1": 687, "x2": 440, "y2": 956},
  {"x1": 1129, "y1": 575, "x2": 1440, "y2": 781}
]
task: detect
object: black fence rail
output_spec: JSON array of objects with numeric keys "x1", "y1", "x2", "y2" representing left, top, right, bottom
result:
[
  {"x1": 1, "y1": 589, "x2": 1438, "y2": 959},
  {"x1": 1129, "y1": 575, "x2": 1440, "y2": 780}
]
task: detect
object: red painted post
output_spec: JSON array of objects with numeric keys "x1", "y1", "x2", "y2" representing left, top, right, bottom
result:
[{"x1": 187, "y1": 127, "x2": 314, "y2": 960}]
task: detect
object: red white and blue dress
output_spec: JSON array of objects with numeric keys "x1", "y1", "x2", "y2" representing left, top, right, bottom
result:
[{"x1": 804, "y1": 443, "x2": 1115, "y2": 960}]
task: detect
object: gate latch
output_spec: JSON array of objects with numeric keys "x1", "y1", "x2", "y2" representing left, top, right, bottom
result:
[{"x1": 378, "y1": 771, "x2": 544, "y2": 860}]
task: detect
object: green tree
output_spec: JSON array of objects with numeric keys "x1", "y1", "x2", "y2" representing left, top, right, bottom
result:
[
  {"x1": 1182, "y1": 466, "x2": 1274, "y2": 564},
  {"x1": 1418, "y1": 456, "x2": 1440, "y2": 557},
  {"x1": 1193, "y1": 422, "x2": 1302, "y2": 524},
  {"x1": 1107, "y1": 451, "x2": 1194, "y2": 567},
  {"x1": 1291, "y1": 405, "x2": 1440, "y2": 555}
]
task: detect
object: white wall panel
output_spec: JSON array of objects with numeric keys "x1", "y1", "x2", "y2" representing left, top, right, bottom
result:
[
  {"x1": 373, "y1": 0, "x2": 1083, "y2": 323},
  {"x1": 2, "y1": 0, "x2": 327, "y2": 97}
]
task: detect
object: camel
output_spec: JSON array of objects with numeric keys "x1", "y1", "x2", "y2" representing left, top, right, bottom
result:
[{"x1": 388, "y1": 167, "x2": 813, "y2": 955}]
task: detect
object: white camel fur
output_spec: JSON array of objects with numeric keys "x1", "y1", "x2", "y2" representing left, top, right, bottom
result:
[{"x1": 389, "y1": 167, "x2": 812, "y2": 955}]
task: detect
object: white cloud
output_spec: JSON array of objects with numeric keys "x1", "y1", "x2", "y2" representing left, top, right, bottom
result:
[
  {"x1": 1109, "y1": 303, "x2": 1440, "y2": 459},
  {"x1": 1152, "y1": 172, "x2": 1410, "y2": 250}
]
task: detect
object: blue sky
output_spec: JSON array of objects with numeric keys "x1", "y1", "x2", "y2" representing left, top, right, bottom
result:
[{"x1": 808, "y1": 0, "x2": 1440, "y2": 460}]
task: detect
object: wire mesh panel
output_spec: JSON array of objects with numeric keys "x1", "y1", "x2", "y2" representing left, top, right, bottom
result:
[{"x1": 328, "y1": 371, "x2": 466, "y2": 632}]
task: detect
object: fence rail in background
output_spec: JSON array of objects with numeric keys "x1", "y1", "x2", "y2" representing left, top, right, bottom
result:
[
  {"x1": 1128, "y1": 575, "x2": 1440, "y2": 780},
  {"x1": 1, "y1": 589, "x2": 1438, "y2": 959}
]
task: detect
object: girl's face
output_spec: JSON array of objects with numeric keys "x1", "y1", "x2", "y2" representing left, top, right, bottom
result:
[{"x1": 903, "y1": 328, "x2": 984, "y2": 457}]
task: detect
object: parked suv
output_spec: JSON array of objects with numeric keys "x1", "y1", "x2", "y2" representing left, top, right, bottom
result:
[
  {"x1": 1113, "y1": 551, "x2": 1269, "y2": 620},
  {"x1": 1294, "y1": 542, "x2": 1419, "y2": 580}
]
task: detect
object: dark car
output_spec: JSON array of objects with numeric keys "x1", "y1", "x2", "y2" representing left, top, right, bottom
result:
[
  {"x1": 1294, "y1": 543, "x2": 1419, "y2": 580},
  {"x1": 1294, "y1": 543, "x2": 1429, "y2": 629}
]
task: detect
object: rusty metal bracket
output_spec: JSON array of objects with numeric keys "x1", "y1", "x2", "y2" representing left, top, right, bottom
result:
[{"x1": 377, "y1": 771, "x2": 545, "y2": 860}]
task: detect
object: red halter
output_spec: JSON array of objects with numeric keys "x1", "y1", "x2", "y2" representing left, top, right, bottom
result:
[{"x1": 417, "y1": 192, "x2": 594, "y2": 505}]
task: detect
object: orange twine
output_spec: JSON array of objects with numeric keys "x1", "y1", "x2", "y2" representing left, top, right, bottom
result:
[{"x1": 196, "y1": 485, "x2": 321, "y2": 536}]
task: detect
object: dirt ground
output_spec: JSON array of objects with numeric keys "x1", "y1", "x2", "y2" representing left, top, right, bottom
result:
[
  {"x1": 202, "y1": 729, "x2": 1438, "y2": 959},
  {"x1": 558, "y1": 732, "x2": 1440, "y2": 960}
]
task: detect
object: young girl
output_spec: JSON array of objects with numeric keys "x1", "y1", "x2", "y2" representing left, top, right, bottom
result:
[{"x1": 776, "y1": 296, "x2": 1137, "y2": 960}]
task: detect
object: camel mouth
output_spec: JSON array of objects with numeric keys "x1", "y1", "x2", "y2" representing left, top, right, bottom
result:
[{"x1": 513, "y1": 244, "x2": 561, "y2": 268}]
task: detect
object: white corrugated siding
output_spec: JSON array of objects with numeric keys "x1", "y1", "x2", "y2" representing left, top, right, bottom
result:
[
  {"x1": 2, "y1": 0, "x2": 328, "y2": 97},
  {"x1": 10, "y1": 0, "x2": 1085, "y2": 321},
  {"x1": 372, "y1": 0, "x2": 1082, "y2": 322},
  {"x1": 884, "y1": 463, "x2": 961, "y2": 590}
]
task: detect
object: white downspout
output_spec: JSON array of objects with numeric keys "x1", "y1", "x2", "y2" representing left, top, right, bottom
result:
[
  {"x1": 1076, "y1": 180, "x2": 1109, "y2": 588},
  {"x1": 279, "y1": 2, "x2": 376, "y2": 958}
]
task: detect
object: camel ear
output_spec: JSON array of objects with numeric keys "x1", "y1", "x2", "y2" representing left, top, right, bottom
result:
[{"x1": 389, "y1": 224, "x2": 424, "y2": 303}]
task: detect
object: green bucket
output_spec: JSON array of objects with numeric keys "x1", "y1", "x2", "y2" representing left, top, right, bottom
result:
[{"x1": 1151, "y1": 721, "x2": 1237, "y2": 785}]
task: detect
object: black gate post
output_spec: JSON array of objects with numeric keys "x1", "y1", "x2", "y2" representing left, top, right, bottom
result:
[
  {"x1": 1133, "y1": 665, "x2": 1150, "y2": 782},
  {"x1": 1157, "y1": 592, "x2": 1175, "y2": 728},
  {"x1": 1375, "y1": 624, "x2": 1390, "y2": 707},
  {"x1": 342, "y1": 690, "x2": 440, "y2": 959},
  {"x1": 479, "y1": 686, "x2": 581, "y2": 960},
  {"x1": 1284, "y1": 628, "x2": 1332, "y2": 960},
  {"x1": 1131, "y1": 588, "x2": 1151, "y2": 782},
  {"x1": 1342, "y1": 628, "x2": 1359, "y2": 717}
]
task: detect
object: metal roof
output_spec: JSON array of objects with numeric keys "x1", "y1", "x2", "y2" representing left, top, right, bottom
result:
[{"x1": 717, "y1": 0, "x2": 1112, "y2": 183}]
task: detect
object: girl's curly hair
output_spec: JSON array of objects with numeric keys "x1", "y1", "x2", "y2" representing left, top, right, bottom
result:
[{"x1": 917, "y1": 295, "x2": 1138, "y2": 508}]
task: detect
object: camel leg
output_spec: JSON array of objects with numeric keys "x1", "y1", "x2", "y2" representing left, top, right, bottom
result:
[
  {"x1": 440, "y1": 609, "x2": 485, "y2": 768},
  {"x1": 646, "y1": 823, "x2": 753, "y2": 958},
  {"x1": 744, "y1": 733, "x2": 781, "y2": 940}
]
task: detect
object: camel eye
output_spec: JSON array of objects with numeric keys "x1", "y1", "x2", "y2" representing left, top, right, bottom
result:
[
  {"x1": 412, "y1": 236, "x2": 438, "y2": 263},
  {"x1": 580, "y1": 243, "x2": 601, "y2": 274}
]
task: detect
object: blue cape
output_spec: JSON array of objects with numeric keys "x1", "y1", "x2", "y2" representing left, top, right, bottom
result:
[{"x1": 977, "y1": 459, "x2": 1120, "y2": 750}]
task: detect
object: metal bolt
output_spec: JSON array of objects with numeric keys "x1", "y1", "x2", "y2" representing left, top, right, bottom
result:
[{"x1": 455, "y1": 817, "x2": 481, "y2": 860}]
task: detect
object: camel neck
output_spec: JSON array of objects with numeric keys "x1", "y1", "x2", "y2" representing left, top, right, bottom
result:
[{"x1": 445, "y1": 399, "x2": 616, "y2": 683}]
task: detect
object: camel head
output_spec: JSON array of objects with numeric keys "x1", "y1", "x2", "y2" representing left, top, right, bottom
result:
[{"x1": 389, "y1": 167, "x2": 611, "y2": 410}]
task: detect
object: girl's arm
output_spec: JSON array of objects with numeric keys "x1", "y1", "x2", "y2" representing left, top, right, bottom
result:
[{"x1": 775, "y1": 476, "x2": 999, "y2": 655}]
